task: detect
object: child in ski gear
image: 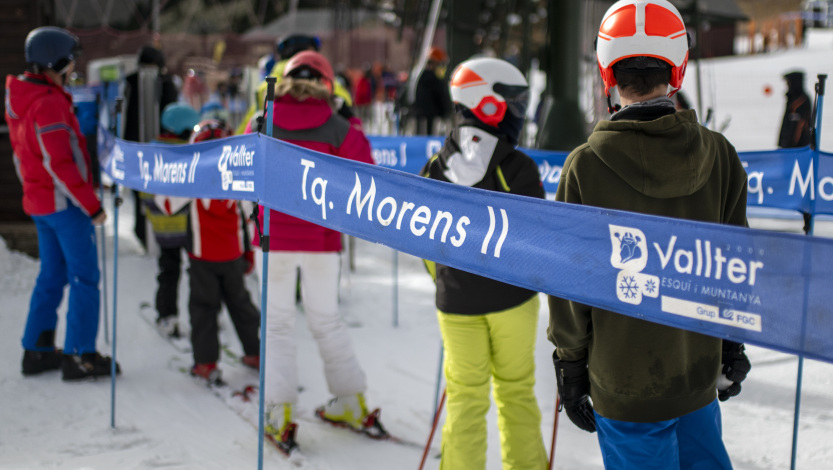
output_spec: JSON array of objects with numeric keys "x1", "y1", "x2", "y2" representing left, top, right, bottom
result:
[
  {"x1": 236, "y1": 34, "x2": 356, "y2": 135},
  {"x1": 420, "y1": 57, "x2": 548, "y2": 470},
  {"x1": 185, "y1": 119, "x2": 260, "y2": 383},
  {"x1": 244, "y1": 51, "x2": 381, "y2": 454},
  {"x1": 141, "y1": 102, "x2": 201, "y2": 338},
  {"x1": 548, "y1": 1, "x2": 751, "y2": 468},
  {"x1": 778, "y1": 70, "x2": 812, "y2": 148},
  {"x1": 7, "y1": 26, "x2": 120, "y2": 381}
]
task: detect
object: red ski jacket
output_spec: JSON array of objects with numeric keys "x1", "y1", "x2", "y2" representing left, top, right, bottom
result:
[
  {"x1": 248, "y1": 94, "x2": 374, "y2": 253},
  {"x1": 188, "y1": 198, "x2": 247, "y2": 262},
  {"x1": 5, "y1": 72, "x2": 101, "y2": 217}
]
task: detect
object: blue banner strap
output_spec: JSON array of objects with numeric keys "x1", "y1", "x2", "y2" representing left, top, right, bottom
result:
[
  {"x1": 366, "y1": 136, "x2": 829, "y2": 216},
  {"x1": 101, "y1": 131, "x2": 833, "y2": 364}
]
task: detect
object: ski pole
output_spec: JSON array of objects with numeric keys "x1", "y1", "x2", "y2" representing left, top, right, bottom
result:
[
  {"x1": 419, "y1": 387, "x2": 446, "y2": 470},
  {"x1": 548, "y1": 393, "x2": 561, "y2": 470}
]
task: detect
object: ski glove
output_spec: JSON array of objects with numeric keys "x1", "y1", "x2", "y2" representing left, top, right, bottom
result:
[
  {"x1": 717, "y1": 341, "x2": 752, "y2": 402},
  {"x1": 553, "y1": 352, "x2": 596, "y2": 433}
]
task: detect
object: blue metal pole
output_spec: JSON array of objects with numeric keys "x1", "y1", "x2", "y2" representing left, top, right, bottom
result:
[
  {"x1": 257, "y1": 77, "x2": 276, "y2": 470},
  {"x1": 393, "y1": 250, "x2": 399, "y2": 327},
  {"x1": 433, "y1": 341, "x2": 444, "y2": 415},
  {"x1": 791, "y1": 74, "x2": 826, "y2": 470},
  {"x1": 110, "y1": 97, "x2": 124, "y2": 429},
  {"x1": 97, "y1": 90, "x2": 109, "y2": 345}
]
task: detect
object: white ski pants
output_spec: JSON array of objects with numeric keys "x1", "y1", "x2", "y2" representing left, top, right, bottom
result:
[{"x1": 256, "y1": 250, "x2": 367, "y2": 406}]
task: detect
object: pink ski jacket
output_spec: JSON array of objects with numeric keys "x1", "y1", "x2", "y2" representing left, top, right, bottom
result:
[{"x1": 249, "y1": 93, "x2": 374, "y2": 252}]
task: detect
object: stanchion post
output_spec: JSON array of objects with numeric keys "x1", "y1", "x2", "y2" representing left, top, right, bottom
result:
[
  {"x1": 791, "y1": 73, "x2": 826, "y2": 470},
  {"x1": 96, "y1": 91, "x2": 110, "y2": 345},
  {"x1": 433, "y1": 341, "x2": 444, "y2": 415},
  {"x1": 392, "y1": 249, "x2": 399, "y2": 327},
  {"x1": 110, "y1": 97, "x2": 124, "y2": 429},
  {"x1": 256, "y1": 76, "x2": 277, "y2": 470}
]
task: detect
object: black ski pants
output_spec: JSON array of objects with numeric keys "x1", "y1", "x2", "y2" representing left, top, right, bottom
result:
[
  {"x1": 189, "y1": 257, "x2": 260, "y2": 364},
  {"x1": 155, "y1": 246, "x2": 183, "y2": 320}
]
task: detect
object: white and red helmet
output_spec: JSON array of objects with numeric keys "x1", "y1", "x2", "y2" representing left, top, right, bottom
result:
[
  {"x1": 449, "y1": 58, "x2": 529, "y2": 141},
  {"x1": 596, "y1": 0, "x2": 689, "y2": 97}
]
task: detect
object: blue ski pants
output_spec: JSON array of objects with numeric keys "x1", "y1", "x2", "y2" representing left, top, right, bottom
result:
[
  {"x1": 595, "y1": 399, "x2": 733, "y2": 470},
  {"x1": 23, "y1": 204, "x2": 101, "y2": 355}
]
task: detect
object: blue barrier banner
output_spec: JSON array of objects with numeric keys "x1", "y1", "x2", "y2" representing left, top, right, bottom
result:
[
  {"x1": 365, "y1": 137, "x2": 833, "y2": 216},
  {"x1": 815, "y1": 151, "x2": 833, "y2": 216},
  {"x1": 101, "y1": 130, "x2": 833, "y2": 364},
  {"x1": 739, "y1": 147, "x2": 815, "y2": 215},
  {"x1": 367, "y1": 135, "x2": 446, "y2": 176},
  {"x1": 366, "y1": 135, "x2": 569, "y2": 192}
]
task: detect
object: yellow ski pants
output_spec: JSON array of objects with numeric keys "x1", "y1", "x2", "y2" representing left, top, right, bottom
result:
[{"x1": 437, "y1": 295, "x2": 547, "y2": 470}]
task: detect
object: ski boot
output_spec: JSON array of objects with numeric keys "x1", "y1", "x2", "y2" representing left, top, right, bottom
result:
[
  {"x1": 190, "y1": 362, "x2": 224, "y2": 386},
  {"x1": 21, "y1": 349, "x2": 62, "y2": 376},
  {"x1": 22, "y1": 330, "x2": 62, "y2": 376},
  {"x1": 156, "y1": 316, "x2": 181, "y2": 338},
  {"x1": 62, "y1": 352, "x2": 121, "y2": 381},
  {"x1": 315, "y1": 393, "x2": 390, "y2": 439},
  {"x1": 265, "y1": 403, "x2": 300, "y2": 457}
]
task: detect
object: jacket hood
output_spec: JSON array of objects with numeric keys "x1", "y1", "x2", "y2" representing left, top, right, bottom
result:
[
  {"x1": 587, "y1": 109, "x2": 715, "y2": 198},
  {"x1": 273, "y1": 93, "x2": 332, "y2": 130},
  {"x1": 6, "y1": 73, "x2": 68, "y2": 121},
  {"x1": 436, "y1": 125, "x2": 517, "y2": 186}
]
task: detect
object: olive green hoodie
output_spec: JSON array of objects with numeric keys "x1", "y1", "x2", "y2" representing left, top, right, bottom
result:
[{"x1": 547, "y1": 107, "x2": 748, "y2": 422}]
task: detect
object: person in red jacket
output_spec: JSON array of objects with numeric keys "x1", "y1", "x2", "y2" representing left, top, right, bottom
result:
[
  {"x1": 184, "y1": 120, "x2": 260, "y2": 384},
  {"x1": 6, "y1": 27, "x2": 119, "y2": 381},
  {"x1": 245, "y1": 51, "x2": 383, "y2": 456}
]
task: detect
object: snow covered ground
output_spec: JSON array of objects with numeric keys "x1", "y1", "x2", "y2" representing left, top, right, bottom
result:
[
  {"x1": 4, "y1": 39, "x2": 833, "y2": 470},
  {"x1": 1, "y1": 193, "x2": 832, "y2": 470}
]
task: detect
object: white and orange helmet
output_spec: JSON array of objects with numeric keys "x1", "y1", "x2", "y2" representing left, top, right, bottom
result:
[
  {"x1": 449, "y1": 58, "x2": 529, "y2": 143},
  {"x1": 596, "y1": 0, "x2": 689, "y2": 98}
]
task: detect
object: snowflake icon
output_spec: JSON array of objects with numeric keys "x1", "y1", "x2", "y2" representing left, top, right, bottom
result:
[
  {"x1": 644, "y1": 278, "x2": 657, "y2": 295},
  {"x1": 619, "y1": 275, "x2": 639, "y2": 299}
]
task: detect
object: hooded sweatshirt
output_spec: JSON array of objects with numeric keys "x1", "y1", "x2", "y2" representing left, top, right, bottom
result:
[
  {"x1": 548, "y1": 103, "x2": 748, "y2": 422},
  {"x1": 5, "y1": 72, "x2": 101, "y2": 217}
]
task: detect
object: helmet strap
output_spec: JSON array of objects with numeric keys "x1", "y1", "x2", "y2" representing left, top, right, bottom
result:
[{"x1": 606, "y1": 95, "x2": 621, "y2": 114}]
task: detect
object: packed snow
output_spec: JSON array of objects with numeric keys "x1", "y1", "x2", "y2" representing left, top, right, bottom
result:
[{"x1": 4, "y1": 39, "x2": 833, "y2": 470}]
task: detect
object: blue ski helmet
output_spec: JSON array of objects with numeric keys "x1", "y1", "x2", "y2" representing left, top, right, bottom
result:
[
  {"x1": 277, "y1": 34, "x2": 321, "y2": 60},
  {"x1": 161, "y1": 103, "x2": 201, "y2": 137},
  {"x1": 25, "y1": 27, "x2": 81, "y2": 74}
]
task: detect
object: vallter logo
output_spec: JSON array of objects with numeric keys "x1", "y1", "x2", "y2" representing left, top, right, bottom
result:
[
  {"x1": 217, "y1": 145, "x2": 255, "y2": 192},
  {"x1": 609, "y1": 225, "x2": 659, "y2": 305}
]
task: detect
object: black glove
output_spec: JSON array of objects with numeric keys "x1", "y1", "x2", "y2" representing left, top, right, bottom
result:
[
  {"x1": 337, "y1": 101, "x2": 355, "y2": 120},
  {"x1": 717, "y1": 341, "x2": 751, "y2": 402},
  {"x1": 553, "y1": 352, "x2": 596, "y2": 433}
]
